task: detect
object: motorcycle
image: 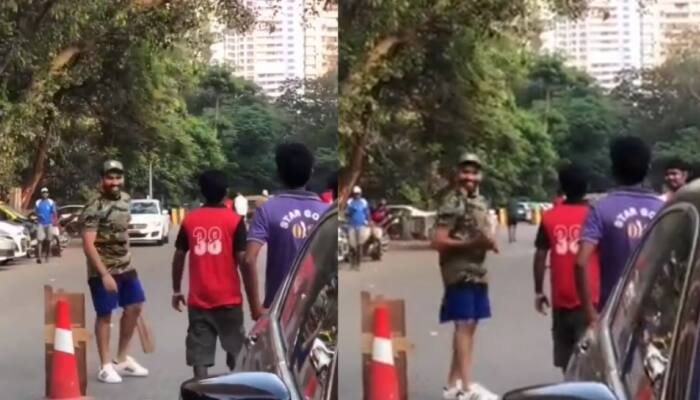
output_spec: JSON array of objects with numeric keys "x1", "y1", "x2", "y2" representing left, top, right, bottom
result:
[
  {"x1": 27, "y1": 213, "x2": 67, "y2": 258},
  {"x1": 59, "y1": 213, "x2": 82, "y2": 239},
  {"x1": 338, "y1": 226, "x2": 349, "y2": 263}
]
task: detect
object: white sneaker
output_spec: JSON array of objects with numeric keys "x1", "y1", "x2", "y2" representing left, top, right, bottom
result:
[
  {"x1": 467, "y1": 383, "x2": 499, "y2": 400},
  {"x1": 98, "y1": 363, "x2": 122, "y2": 383},
  {"x1": 443, "y1": 386, "x2": 462, "y2": 400},
  {"x1": 113, "y1": 356, "x2": 149, "y2": 377},
  {"x1": 443, "y1": 380, "x2": 464, "y2": 399}
]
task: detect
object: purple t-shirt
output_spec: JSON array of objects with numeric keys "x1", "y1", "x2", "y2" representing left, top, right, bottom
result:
[
  {"x1": 248, "y1": 190, "x2": 329, "y2": 307},
  {"x1": 581, "y1": 187, "x2": 664, "y2": 308}
]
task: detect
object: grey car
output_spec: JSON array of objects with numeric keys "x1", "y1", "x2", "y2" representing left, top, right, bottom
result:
[
  {"x1": 506, "y1": 181, "x2": 700, "y2": 399},
  {"x1": 181, "y1": 204, "x2": 338, "y2": 400}
]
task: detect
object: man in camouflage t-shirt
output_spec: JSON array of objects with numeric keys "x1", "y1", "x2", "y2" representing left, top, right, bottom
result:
[
  {"x1": 431, "y1": 153, "x2": 499, "y2": 400},
  {"x1": 80, "y1": 160, "x2": 149, "y2": 384}
]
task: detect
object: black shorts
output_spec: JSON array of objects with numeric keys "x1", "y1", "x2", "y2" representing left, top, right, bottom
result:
[
  {"x1": 552, "y1": 307, "x2": 588, "y2": 369},
  {"x1": 186, "y1": 305, "x2": 245, "y2": 369}
]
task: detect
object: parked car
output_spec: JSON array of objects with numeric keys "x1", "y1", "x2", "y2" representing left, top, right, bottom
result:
[
  {"x1": 245, "y1": 195, "x2": 269, "y2": 220},
  {"x1": 181, "y1": 203, "x2": 338, "y2": 400},
  {"x1": 505, "y1": 181, "x2": 700, "y2": 400},
  {"x1": 386, "y1": 205, "x2": 436, "y2": 240},
  {"x1": 0, "y1": 235, "x2": 16, "y2": 264},
  {"x1": 128, "y1": 199, "x2": 171, "y2": 245},
  {"x1": 0, "y1": 202, "x2": 29, "y2": 223},
  {"x1": 516, "y1": 202, "x2": 531, "y2": 222},
  {"x1": 0, "y1": 221, "x2": 29, "y2": 259}
]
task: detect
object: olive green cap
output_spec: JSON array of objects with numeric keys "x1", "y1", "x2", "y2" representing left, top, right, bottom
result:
[
  {"x1": 102, "y1": 160, "x2": 124, "y2": 175},
  {"x1": 458, "y1": 152, "x2": 481, "y2": 167}
]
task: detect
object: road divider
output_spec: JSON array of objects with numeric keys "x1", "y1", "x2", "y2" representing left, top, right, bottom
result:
[{"x1": 170, "y1": 208, "x2": 187, "y2": 225}]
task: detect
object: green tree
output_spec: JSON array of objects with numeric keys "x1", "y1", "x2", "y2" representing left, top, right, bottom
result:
[
  {"x1": 276, "y1": 70, "x2": 338, "y2": 191},
  {"x1": 0, "y1": 0, "x2": 254, "y2": 207}
]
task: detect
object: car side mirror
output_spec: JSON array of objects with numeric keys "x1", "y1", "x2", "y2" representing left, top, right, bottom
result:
[
  {"x1": 180, "y1": 372, "x2": 291, "y2": 400},
  {"x1": 503, "y1": 382, "x2": 617, "y2": 400},
  {"x1": 162, "y1": 210, "x2": 169, "y2": 216}
]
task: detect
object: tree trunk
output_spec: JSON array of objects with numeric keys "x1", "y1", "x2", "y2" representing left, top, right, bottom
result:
[{"x1": 21, "y1": 135, "x2": 50, "y2": 209}]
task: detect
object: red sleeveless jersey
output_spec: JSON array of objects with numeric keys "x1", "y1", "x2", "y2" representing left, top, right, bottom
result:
[
  {"x1": 182, "y1": 207, "x2": 243, "y2": 309},
  {"x1": 542, "y1": 204, "x2": 600, "y2": 309}
]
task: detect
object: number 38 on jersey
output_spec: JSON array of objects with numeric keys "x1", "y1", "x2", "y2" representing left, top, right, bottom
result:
[
  {"x1": 553, "y1": 224, "x2": 581, "y2": 255},
  {"x1": 193, "y1": 227, "x2": 223, "y2": 256}
]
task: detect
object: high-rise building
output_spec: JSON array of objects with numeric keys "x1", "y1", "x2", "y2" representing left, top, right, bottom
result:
[
  {"x1": 209, "y1": 0, "x2": 337, "y2": 97},
  {"x1": 641, "y1": 0, "x2": 700, "y2": 67},
  {"x1": 539, "y1": 0, "x2": 643, "y2": 89},
  {"x1": 304, "y1": 1, "x2": 338, "y2": 80},
  {"x1": 539, "y1": 0, "x2": 700, "y2": 89}
]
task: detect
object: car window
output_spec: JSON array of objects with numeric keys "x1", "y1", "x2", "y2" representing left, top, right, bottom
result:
[
  {"x1": 277, "y1": 210, "x2": 338, "y2": 399},
  {"x1": 130, "y1": 202, "x2": 159, "y2": 214},
  {"x1": 608, "y1": 206, "x2": 698, "y2": 399},
  {"x1": 664, "y1": 240, "x2": 700, "y2": 400}
]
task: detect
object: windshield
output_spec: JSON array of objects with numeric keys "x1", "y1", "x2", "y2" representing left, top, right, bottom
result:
[
  {"x1": 0, "y1": 204, "x2": 27, "y2": 220},
  {"x1": 130, "y1": 202, "x2": 159, "y2": 215}
]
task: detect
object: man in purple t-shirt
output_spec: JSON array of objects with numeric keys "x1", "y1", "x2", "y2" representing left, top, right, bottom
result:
[
  {"x1": 575, "y1": 136, "x2": 664, "y2": 326},
  {"x1": 245, "y1": 143, "x2": 329, "y2": 308}
]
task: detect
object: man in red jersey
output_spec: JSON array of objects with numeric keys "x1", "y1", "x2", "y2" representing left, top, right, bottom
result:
[
  {"x1": 171, "y1": 170, "x2": 263, "y2": 379},
  {"x1": 532, "y1": 164, "x2": 600, "y2": 373}
]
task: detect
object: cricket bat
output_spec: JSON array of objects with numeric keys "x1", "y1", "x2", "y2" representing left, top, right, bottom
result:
[{"x1": 136, "y1": 313, "x2": 155, "y2": 353}]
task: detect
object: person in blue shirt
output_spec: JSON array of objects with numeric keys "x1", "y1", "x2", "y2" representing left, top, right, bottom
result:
[
  {"x1": 35, "y1": 187, "x2": 57, "y2": 264},
  {"x1": 346, "y1": 186, "x2": 371, "y2": 269}
]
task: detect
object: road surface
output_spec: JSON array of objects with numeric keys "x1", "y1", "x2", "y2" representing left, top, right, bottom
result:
[
  {"x1": 339, "y1": 224, "x2": 562, "y2": 398},
  {"x1": 0, "y1": 230, "x2": 263, "y2": 400}
]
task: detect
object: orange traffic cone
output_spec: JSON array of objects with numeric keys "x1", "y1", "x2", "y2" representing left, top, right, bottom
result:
[
  {"x1": 49, "y1": 298, "x2": 81, "y2": 399},
  {"x1": 368, "y1": 304, "x2": 399, "y2": 400}
]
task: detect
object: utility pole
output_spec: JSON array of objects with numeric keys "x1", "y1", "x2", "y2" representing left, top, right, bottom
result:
[{"x1": 148, "y1": 160, "x2": 153, "y2": 200}]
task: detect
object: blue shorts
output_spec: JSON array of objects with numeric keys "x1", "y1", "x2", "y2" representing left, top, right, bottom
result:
[
  {"x1": 88, "y1": 273, "x2": 146, "y2": 317},
  {"x1": 440, "y1": 282, "x2": 491, "y2": 323}
]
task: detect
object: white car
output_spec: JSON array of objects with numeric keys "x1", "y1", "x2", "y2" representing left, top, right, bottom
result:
[
  {"x1": 0, "y1": 221, "x2": 29, "y2": 259},
  {"x1": 386, "y1": 205, "x2": 437, "y2": 218},
  {"x1": 0, "y1": 235, "x2": 15, "y2": 264},
  {"x1": 128, "y1": 199, "x2": 171, "y2": 245}
]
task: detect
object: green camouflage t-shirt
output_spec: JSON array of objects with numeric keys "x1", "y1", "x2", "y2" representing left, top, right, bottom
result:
[
  {"x1": 80, "y1": 191, "x2": 133, "y2": 278},
  {"x1": 435, "y1": 190, "x2": 492, "y2": 286}
]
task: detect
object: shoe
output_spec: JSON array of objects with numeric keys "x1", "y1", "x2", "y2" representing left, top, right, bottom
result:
[
  {"x1": 37, "y1": 259, "x2": 42, "y2": 264},
  {"x1": 467, "y1": 383, "x2": 499, "y2": 400},
  {"x1": 443, "y1": 386, "x2": 462, "y2": 399},
  {"x1": 98, "y1": 363, "x2": 122, "y2": 383},
  {"x1": 113, "y1": 356, "x2": 149, "y2": 377}
]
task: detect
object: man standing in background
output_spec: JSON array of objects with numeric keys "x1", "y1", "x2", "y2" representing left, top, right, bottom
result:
[
  {"x1": 506, "y1": 198, "x2": 520, "y2": 243},
  {"x1": 234, "y1": 192, "x2": 248, "y2": 221},
  {"x1": 346, "y1": 186, "x2": 371, "y2": 270},
  {"x1": 660, "y1": 158, "x2": 689, "y2": 202},
  {"x1": 245, "y1": 143, "x2": 329, "y2": 309},
  {"x1": 35, "y1": 187, "x2": 57, "y2": 264}
]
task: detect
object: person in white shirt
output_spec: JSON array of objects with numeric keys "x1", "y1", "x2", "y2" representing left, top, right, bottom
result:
[{"x1": 234, "y1": 193, "x2": 248, "y2": 220}]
